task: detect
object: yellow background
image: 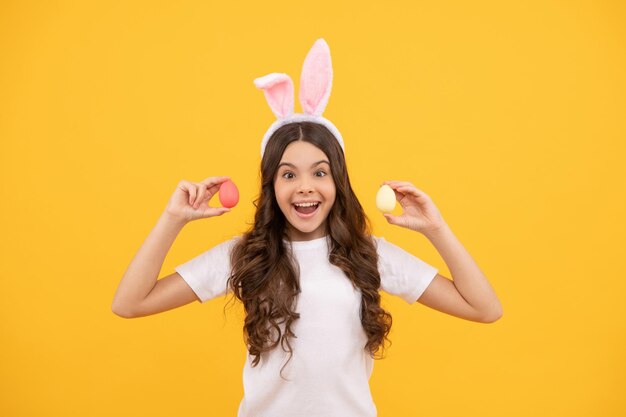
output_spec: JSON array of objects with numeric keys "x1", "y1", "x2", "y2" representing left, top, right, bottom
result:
[{"x1": 1, "y1": 1, "x2": 625, "y2": 416}]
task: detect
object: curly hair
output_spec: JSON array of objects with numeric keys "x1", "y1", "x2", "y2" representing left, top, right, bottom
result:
[{"x1": 223, "y1": 121, "x2": 393, "y2": 380}]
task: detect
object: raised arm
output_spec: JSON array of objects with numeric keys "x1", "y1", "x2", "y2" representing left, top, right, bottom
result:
[
  {"x1": 382, "y1": 180, "x2": 503, "y2": 323},
  {"x1": 111, "y1": 211, "x2": 187, "y2": 317},
  {"x1": 420, "y1": 222, "x2": 502, "y2": 322},
  {"x1": 111, "y1": 177, "x2": 231, "y2": 318}
]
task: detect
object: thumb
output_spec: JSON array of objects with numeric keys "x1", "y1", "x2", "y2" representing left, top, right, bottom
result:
[
  {"x1": 383, "y1": 213, "x2": 399, "y2": 225},
  {"x1": 205, "y1": 207, "x2": 231, "y2": 217},
  {"x1": 215, "y1": 207, "x2": 232, "y2": 216}
]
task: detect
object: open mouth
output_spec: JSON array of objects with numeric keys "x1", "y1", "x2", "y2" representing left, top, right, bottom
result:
[{"x1": 292, "y1": 202, "x2": 321, "y2": 218}]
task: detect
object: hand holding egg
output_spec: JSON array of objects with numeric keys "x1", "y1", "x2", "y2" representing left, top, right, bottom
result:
[
  {"x1": 165, "y1": 176, "x2": 233, "y2": 223},
  {"x1": 377, "y1": 180, "x2": 446, "y2": 235}
]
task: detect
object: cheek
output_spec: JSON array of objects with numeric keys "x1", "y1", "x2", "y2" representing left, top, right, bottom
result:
[
  {"x1": 274, "y1": 187, "x2": 291, "y2": 207},
  {"x1": 326, "y1": 183, "x2": 337, "y2": 202}
]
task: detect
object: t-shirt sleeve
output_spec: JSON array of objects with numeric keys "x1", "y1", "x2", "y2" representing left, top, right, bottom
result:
[
  {"x1": 373, "y1": 235, "x2": 439, "y2": 304},
  {"x1": 174, "y1": 236, "x2": 240, "y2": 304}
]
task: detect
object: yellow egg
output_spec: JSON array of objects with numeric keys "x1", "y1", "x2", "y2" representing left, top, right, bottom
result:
[{"x1": 376, "y1": 184, "x2": 396, "y2": 213}]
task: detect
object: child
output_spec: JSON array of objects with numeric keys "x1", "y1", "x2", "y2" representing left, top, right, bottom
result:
[{"x1": 112, "y1": 38, "x2": 502, "y2": 417}]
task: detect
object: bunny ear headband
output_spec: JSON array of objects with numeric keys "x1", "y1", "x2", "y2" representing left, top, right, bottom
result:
[{"x1": 254, "y1": 38, "x2": 345, "y2": 157}]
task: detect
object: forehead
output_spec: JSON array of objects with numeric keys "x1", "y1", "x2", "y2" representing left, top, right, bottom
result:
[{"x1": 279, "y1": 141, "x2": 328, "y2": 166}]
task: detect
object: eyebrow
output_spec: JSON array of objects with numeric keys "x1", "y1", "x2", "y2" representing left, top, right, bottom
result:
[{"x1": 277, "y1": 160, "x2": 330, "y2": 170}]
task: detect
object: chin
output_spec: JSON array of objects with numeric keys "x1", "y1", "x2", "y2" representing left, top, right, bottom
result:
[
  {"x1": 286, "y1": 219, "x2": 327, "y2": 238},
  {"x1": 292, "y1": 225, "x2": 321, "y2": 234}
]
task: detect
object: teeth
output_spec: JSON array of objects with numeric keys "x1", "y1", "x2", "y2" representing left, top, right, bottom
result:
[{"x1": 294, "y1": 202, "x2": 319, "y2": 207}]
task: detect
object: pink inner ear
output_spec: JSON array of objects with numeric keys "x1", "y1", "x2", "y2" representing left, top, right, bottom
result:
[
  {"x1": 254, "y1": 73, "x2": 294, "y2": 119},
  {"x1": 299, "y1": 38, "x2": 333, "y2": 116}
]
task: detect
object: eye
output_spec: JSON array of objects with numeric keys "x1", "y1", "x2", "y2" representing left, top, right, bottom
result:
[
  {"x1": 315, "y1": 170, "x2": 327, "y2": 177},
  {"x1": 282, "y1": 171, "x2": 294, "y2": 179}
]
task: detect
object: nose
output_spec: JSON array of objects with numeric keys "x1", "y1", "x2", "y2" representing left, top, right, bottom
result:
[{"x1": 297, "y1": 180, "x2": 314, "y2": 194}]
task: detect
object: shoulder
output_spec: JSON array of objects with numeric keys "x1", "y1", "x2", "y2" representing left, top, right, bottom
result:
[
  {"x1": 213, "y1": 235, "x2": 243, "y2": 251},
  {"x1": 370, "y1": 234, "x2": 434, "y2": 271},
  {"x1": 369, "y1": 234, "x2": 402, "y2": 256},
  {"x1": 224, "y1": 234, "x2": 243, "y2": 247},
  {"x1": 187, "y1": 235, "x2": 242, "y2": 262},
  {"x1": 212, "y1": 235, "x2": 243, "y2": 261}
]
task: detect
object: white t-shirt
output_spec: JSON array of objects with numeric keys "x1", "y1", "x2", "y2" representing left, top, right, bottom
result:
[{"x1": 175, "y1": 234, "x2": 438, "y2": 417}]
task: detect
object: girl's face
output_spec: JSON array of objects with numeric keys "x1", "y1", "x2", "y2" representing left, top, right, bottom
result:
[{"x1": 274, "y1": 140, "x2": 336, "y2": 241}]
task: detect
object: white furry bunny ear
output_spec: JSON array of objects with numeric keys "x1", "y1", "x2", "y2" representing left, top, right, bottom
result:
[
  {"x1": 253, "y1": 73, "x2": 294, "y2": 119},
  {"x1": 299, "y1": 38, "x2": 333, "y2": 116}
]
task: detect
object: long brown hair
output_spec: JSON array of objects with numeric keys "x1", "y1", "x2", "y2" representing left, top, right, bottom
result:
[{"x1": 224, "y1": 121, "x2": 393, "y2": 380}]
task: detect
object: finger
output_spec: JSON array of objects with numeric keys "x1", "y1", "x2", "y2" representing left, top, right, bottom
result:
[
  {"x1": 208, "y1": 183, "x2": 221, "y2": 195},
  {"x1": 188, "y1": 183, "x2": 197, "y2": 205},
  {"x1": 200, "y1": 176, "x2": 231, "y2": 186},
  {"x1": 385, "y1": 181, "x2": 415, "y2": 189},
  {"x1": 194, "y1": 184, "x2": 206, "y2": 209},
  {"x1": 388, "y1": 186, "x2": 407, "y2": 197},
  {"x1": 201, "y1": 184, "x2": 221, "y2": 204},
  {"x1": 392, "y1": 189, "x2": 406, "y2": 200},
  {"x1": 178, "y1": 181, "x2": 193, "y2": 205},
  {"x1": 396, "y1": 186, "x2": 420, "y2": 197},
  {"x1": 397, "y1": 185, "x2": 429, "y2": 199}
]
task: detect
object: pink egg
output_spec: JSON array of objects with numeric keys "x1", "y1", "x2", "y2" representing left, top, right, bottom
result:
[{"x1": 218, "y1": 179, "x2": 239, "y2": 208}]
